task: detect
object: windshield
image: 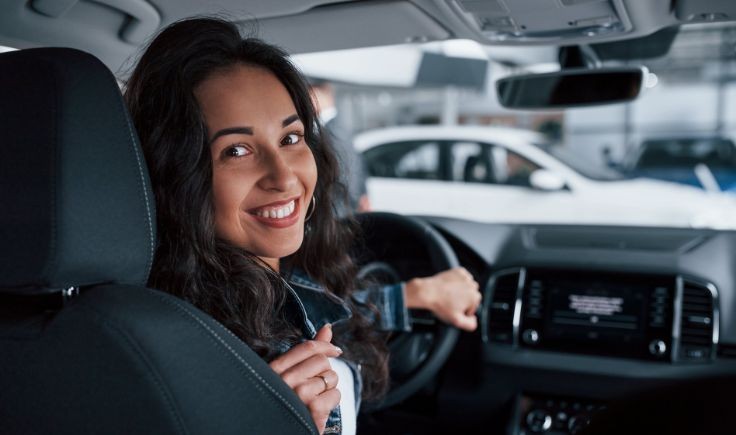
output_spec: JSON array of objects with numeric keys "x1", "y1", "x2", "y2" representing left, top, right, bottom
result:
[
  {"x1": 545, "y1": 145, "x2": 625, "y2": 181},
  {"x1": 293, "y1": 22, "x2": 736, "y2": 230}
]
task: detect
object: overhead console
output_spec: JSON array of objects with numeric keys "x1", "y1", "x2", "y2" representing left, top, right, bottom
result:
[
  {"x1": 446, "y1": 0, "x2": 634, "y2": 43},
  {"x1": 483, "y1": 267, "x2": 718, "y2": 364}
]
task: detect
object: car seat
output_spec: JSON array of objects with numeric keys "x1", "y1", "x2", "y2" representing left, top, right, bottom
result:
[
  {"x1": 0, "y1": 47, "x2": 316, "y2": 435},
  {"x1": 463, "y1": 154, "x2": 491, "y2": 183}
]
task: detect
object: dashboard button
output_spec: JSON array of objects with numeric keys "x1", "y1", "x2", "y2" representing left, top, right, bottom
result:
[{"x1": 526, "y1": 409, "x2": 552, "y2": 433}]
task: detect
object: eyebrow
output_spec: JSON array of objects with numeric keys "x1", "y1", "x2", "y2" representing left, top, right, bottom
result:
[
  {"x1": 209, "y1": 114, "x2": 301, "y2": 145},
  {"x1": 281, "y1": 114, "x2": 300, "y2": 127}
]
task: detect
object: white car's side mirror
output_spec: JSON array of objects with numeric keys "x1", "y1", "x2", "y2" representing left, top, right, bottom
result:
[{"x1": 530, "y1": 169, "x2": 566, "y2": 191}]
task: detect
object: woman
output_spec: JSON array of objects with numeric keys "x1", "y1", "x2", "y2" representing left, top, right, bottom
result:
[{"x1": 125, "y1": 17, "x2": 481, "y2": 434}]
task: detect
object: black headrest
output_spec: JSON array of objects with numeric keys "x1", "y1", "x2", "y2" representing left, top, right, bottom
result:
[{"x1": 0, "y1": 48, "x2": 156, "y2": 294}]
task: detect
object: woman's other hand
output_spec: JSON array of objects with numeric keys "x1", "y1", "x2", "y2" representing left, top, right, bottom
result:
[
  {"x1": 404, "y1": 267, "x2": 482, "y2": 331},
  {"x1": 269, "y1": 325, "x2": 342, "y2": 433}
]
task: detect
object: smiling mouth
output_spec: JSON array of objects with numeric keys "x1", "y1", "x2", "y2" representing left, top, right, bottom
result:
[{"x1": 248, "y1": 199, "x2": 298, "y2": 220}]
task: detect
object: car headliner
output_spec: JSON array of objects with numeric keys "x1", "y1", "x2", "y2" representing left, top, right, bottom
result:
[{"x1": 0, "y1": 0, "x2": 692, "y2": 75}]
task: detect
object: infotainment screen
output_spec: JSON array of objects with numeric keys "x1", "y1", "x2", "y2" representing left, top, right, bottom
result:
[
  {"x1": 520, "y1": 269, "x2": 674, "y2": 360},
  {"x1": 549, "y1": 285, "x2": 643, "y2": 333}
]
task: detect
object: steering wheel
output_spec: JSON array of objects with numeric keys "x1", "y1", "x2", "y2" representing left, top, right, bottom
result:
[{"x1": 353, "y1": 212, "x2": 460, "y2": 409}]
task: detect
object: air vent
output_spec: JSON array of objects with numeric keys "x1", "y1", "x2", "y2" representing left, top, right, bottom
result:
[
  {"x1": 485, "y1": 270, "x2": 522, "y2": 344},
  {"x1": 677, "y1": 280, "x2": 717, "y2": 362}
]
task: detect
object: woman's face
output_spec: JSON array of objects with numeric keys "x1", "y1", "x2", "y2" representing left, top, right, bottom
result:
[{"x1": 195, "y1": 64, "x2": 318, "y2": 269}]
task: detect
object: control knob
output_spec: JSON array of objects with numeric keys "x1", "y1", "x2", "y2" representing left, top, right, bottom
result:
[
  {"x1": 523, "y1": 329, "x2": 540, "y2": 345},
  {"x1": 648, "y1": 339, "x2": 667, "y2": 357},
  {"x1": 526, "y1": 409, "x2": 552, "y2": 433}
]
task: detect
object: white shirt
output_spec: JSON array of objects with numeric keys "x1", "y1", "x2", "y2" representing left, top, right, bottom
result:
[{"x1": 329, "y1": 357, "x2": 356, "y2": 435}]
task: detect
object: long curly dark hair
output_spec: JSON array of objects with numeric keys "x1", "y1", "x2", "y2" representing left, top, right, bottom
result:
[{"x1": 124, "y1": 17, "x2": 388, "y2": 400}]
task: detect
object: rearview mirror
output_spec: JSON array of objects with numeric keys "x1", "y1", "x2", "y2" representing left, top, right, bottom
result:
[{"x1": 496, "y1": 67, "x2": 645, "y2": 109}]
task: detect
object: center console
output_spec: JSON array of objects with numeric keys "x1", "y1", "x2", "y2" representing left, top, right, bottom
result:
[
  {"x1": 512, "y1": 393, "x2": 605, "y2": 435},
  {"x1": 520, "y1": 269, "x2": 674, "y2": 361},
  {"x1": 482, "y1": 267, "x2": 719, "y2": 434},
  {"x1": 483, "y1": 267, "x2": 718, "y2": 363}
]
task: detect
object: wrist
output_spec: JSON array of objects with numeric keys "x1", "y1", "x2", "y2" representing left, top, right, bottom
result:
[{"x1": 405, "y1": 277, "x2": 432, "y2": 310}]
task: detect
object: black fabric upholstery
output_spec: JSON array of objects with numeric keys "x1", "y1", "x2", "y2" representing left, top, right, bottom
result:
[
  {"x1": 0, "y1": 48, "x2": 317, "y2": 434},
  {"x1": 0, "y1": 48, "x2": 155, "y2": 292},
  {"x1": 0, "y1": 286, "x2": 316, "y2": 434}
]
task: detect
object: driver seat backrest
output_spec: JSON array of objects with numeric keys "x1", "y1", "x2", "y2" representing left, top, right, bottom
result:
[
  {"x1": 464, "y1": 154, "x2": 490, "y2": 183},
  {"x1": 0, "y1": 47, "x2": 316, "y2": 435}
]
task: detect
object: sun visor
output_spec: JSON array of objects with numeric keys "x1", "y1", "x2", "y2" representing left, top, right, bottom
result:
[
  {"x1": 414, "y1": 52, "x2": 489, "y2": 90},
  {"x1": 590, "y1": 26, "x2": 679, "y2": 61}
]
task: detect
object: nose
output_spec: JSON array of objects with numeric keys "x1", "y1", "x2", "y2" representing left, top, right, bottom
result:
[{"x1": 256, "y1": 147, "x2": 298, "y2": 192}]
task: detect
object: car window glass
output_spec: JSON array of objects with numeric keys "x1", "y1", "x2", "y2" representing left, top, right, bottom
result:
[
  {"x1": 495, "y1": 146, "x2": 541, "y2": 187},
  {"x1": 451, "y1": 142, "x2": 491, "y2": 182},
  {"x1": 364, "y1": 141, "x2": 441, "y2": 180},
  {"x1": 450, "y1": 141, "x2": 540, "y2": 187}
]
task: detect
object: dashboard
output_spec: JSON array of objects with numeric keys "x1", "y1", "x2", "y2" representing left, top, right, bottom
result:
[{"x1": 419, "y1": 217, "x2": 736, "y2": 434}]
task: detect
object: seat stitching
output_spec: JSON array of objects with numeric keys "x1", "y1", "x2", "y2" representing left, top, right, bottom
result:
[
  {"x1": 101, "y1": 66, "x2": 155, "y2": 278},
  {"x1": 152, "y1": 292, "x2": 317, "y2": 434},
  {"x1": 158, "y1": 294, "x2": 317, "y2": 434},
  {"x1": 47, "y1": 60, "x2": 59, "y2": 281},
  {"x1": 81, "y1": 306, "x2": 190, "y2": 434},
  {"x1": 120, "y1": 110, "x2": 155, "y2": 277}
]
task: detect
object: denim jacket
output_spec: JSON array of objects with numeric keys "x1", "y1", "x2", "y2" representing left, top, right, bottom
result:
[{"x1": 279, "y1": 270, "x2": 410, "y2": 434}]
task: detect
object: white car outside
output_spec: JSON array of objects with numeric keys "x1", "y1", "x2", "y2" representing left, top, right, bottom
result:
[{"x1": 354, "y1": 126, "x2": 736, "y2": 229}]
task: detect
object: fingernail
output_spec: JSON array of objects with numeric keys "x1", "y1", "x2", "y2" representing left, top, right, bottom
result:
[
  {"x1": 325, "y1": 323, "x2": 332, "y2": 329},
  {"x1": 334, "y1": 346, "x2": 343, "y2": 354}
]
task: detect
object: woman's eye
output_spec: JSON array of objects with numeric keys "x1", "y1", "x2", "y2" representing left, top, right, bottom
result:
[
  {"x1": 281, "y1": 133, "x2": 303, "y2": 146},
  {"x1": 225, "y1": 145, "x2": 250, "y2": 158}
]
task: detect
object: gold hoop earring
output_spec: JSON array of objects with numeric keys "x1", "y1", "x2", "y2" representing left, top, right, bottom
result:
[{"x1": 305, "y1": 196, "x2": 316, "y2": 221}]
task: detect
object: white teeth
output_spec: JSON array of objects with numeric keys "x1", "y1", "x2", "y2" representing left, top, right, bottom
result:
[{"x1": 254, "y1": 200, "x2": 296, "y2": 220}]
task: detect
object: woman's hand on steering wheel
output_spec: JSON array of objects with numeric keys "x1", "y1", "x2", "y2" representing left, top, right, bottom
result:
[
  {"x1": 269, "y1": 325, "x2": 342, "y2": 433},
  {"x1": 404, "y1": 267, "x2": 482, "y2": 331}
]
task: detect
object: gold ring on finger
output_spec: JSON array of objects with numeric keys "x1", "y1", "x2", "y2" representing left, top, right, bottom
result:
[{"x1": 317, "y1": 374, "x2": 330, "y2": 391}]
